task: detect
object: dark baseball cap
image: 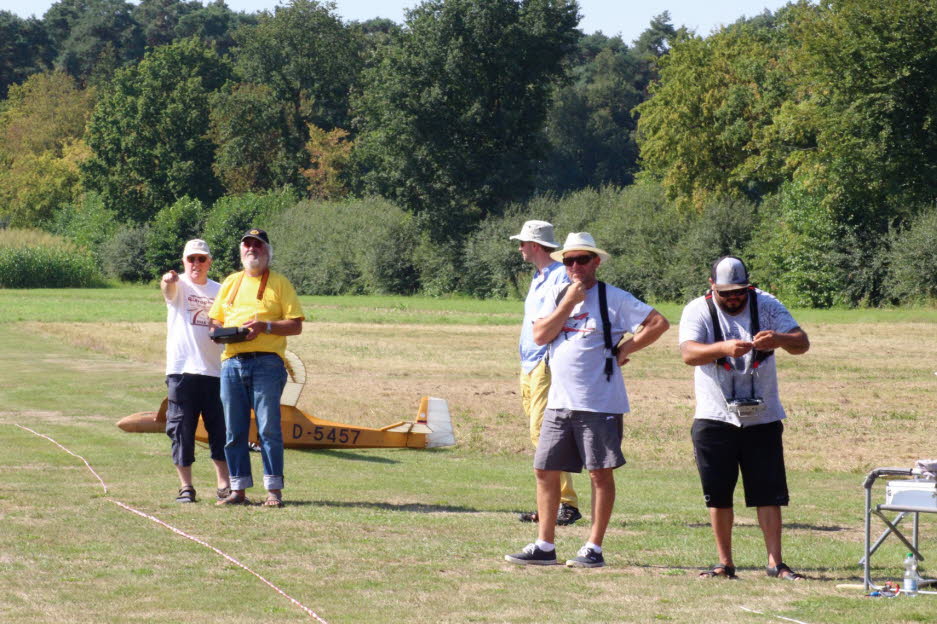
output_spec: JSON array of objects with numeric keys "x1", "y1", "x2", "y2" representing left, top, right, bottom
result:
[{"x1": 241, "y1": 228, "x2": 270, "y2": 245}]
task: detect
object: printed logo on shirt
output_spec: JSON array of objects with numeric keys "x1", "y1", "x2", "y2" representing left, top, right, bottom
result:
[
  {"x1": 561, "y1": 312, "x2": 594, "y2": 339},
  {"x1": 187, "y1": 294, "x2": 214, "y2": 326}
]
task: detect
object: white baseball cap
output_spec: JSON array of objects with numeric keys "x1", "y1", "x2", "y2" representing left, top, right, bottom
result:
[
  {"x1": 182, "y1": 239, "x2": 211, "y2": 258},
  {"x1": 710, "y1": 256, "x2": 750, "y2": 291}
]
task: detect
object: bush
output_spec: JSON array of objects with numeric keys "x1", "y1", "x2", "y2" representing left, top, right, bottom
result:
[
  {"x1": 202, "y1": 189, "x2": 297, "y2": 280},
  {"x1": 887, "y1": 206, "x2": 937, "y2": 303},
  {"x1": 0, "y1": 228, "x2": 104, "y2": 288},
  {"x1": 144, "y1": 197, "x2": 207, "y2": 280},
  {"x1": 748, "y1": 183, "x2": 847, "y2": 308},
  {"x1": 51, "y1": 192, "x2": 120, "y2": 265},
  {"x1": 102, "y1": 223, "x2": 151, "y2": 283},
  {"x1": 270, "y1": 197, "x2": 419, "y2": 295}
]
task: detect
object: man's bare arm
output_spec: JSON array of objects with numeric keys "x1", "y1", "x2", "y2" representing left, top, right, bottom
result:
[
  {"x1": 617, "y1": 310, "x2": 669, "y2": 365},
  {"x1": 160, "y1": 270, "x2": 179, "y2": 303},
  {"x1": 532, "y1": 283, "x2": 586, "y2": 346},
  {"x1": 680, "y1": 339, "x2": 754, "y2": 366}
]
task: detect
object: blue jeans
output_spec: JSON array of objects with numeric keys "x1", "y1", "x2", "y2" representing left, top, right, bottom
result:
[{"x1": 220, "y1": 353, "x2": 287, "y2": 491}]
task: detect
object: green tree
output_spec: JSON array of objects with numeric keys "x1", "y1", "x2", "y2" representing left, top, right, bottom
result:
[
  {"x1": 232, "y1": 0, "x2": 361, "y2": 132},
  {"x1": 82, "y1": 37, "x2": 231, "y2": 222},
  {"x1": 538, "y1": 35, "x2": 643, "y2": 192},
  {"x1": 0, "y1": 71, "x2": 94, "y2": 227},
  {"x1": 353, "y1": 0, "x2": 580, "y2": 239},
  {"x1": 48, "y1": 0, "x2": 145, "y2": 85},
  {"x1": 0, "y1": 11, "x2": 54, "y2": 98},
  {"x1": 780, "y1": 0, "x2": 937, "y2": 228},
  {"x1": 209, "y1": 82, "x2": 305, "y2": 194},
  {"x1": 635, "y1": 13, "x2": 794, "y2": 211}
]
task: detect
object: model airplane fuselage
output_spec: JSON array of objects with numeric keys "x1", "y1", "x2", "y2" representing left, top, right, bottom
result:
[{"x1": 117, "y1": 351, "x2": 456, "y2": 450}]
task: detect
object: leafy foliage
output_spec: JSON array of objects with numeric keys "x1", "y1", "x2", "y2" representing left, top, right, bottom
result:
[
  {"x1": 270, "y1": 198, "x2": 419, "y2": 295},
  {"x1": 353, "y1": 0, "x2": 580, "y2": 239},
  {"x1": 300, "y1": 124, "x2": 353, "y2": 199},
  {"x1": 232, "y1": 0, "x2": 361, "y2": 132},
  {"x1": 144, "y1": 196, "x2": 207, "y2": 280},
  {"x1": 0, "y1": 71, "x2": 94, "y2": 227},
  {"x1": 81, "y1": 37, "x2": 231, "y2": 222},
  {"x1": 201, "y1": 189, "x2": 297, "y2": 279},
  {"x1": 209, "y1": 83, "x2": 305, "y2": 194}
]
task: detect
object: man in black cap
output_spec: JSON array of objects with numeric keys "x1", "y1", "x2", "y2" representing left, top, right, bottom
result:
[
  {"x1": 679, "y1": 256, "x2": 809, "y2": 580},
  {"x1": 209, "y1": 229, "x2": 305, "y2": 507}
]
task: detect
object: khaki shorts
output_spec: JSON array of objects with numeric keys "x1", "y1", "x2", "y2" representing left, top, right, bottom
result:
[{"x1": 534, "y1": 408, "x2": 625, "y2": 473}]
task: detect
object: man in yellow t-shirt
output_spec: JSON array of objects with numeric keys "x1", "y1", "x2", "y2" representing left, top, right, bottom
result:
[{"x1": 209, "y1": 228, "x2": 304, "y2": 508}]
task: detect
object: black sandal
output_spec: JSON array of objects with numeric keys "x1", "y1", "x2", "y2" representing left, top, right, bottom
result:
[
  {"x1": 175, "y1": 485, "x2": 196, "y2": 503},
  {"x1": 216, "y1": 486, "x2": 231, "y2": 501},
  {"x1": 766, "y1": 562, "x2": 805, "y2": 581},
  {"x1": 699, "y1": 563, "x2": 737, "y2": 579}
]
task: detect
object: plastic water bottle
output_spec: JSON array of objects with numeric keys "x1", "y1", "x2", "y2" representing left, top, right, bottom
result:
[{"x1": 903, "y1": 553, "x2": 919, "y2": 597}]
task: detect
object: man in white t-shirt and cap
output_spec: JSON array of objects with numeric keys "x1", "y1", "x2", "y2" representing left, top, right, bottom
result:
[
  {"x1": 161, "y1": 239, "x2": 230, "y2": 503},
  {"x1": 679, "y1": 256, "x2": 809, "y2": 581},
  {"x1": 505, "y1": 232, "x2": 669, "y2": 568},
  {"x1": 509, "y1": 220, "x2": 581, "y2": 527}
]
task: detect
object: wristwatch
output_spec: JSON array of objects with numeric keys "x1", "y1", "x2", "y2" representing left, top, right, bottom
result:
[{"x1": 265, "y1": 321, "x2": 272, "y2": 334}]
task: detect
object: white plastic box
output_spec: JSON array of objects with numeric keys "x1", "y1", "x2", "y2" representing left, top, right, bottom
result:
[{"x1": 885, "y1": 480, "x2": 937, "y2": 510}]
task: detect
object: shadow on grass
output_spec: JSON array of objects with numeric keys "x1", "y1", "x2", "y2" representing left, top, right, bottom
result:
[
  {"x1": 289, "y1": 500, "x2": 481, "y2": 513},
  {"x1": 684, "y1": 522, "x2": 847, "y2": 532},
  {"x1": 294, "y1": 448, "x2": 400, "y2": 464}
]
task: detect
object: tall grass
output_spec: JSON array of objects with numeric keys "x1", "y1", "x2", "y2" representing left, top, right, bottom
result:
[{"x1": 0, "y1": 228, "x2": 105, "y2": 288}]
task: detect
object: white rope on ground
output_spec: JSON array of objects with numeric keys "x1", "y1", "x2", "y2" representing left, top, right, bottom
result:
[
  {"x1": 109, "y1": 499, "x2": 328, "y2": 623},
  {"x1": 740, "y1": 606, "x2": 812, "y2": 624},
  {"x1": 15, "y1": 424, "x2": 109, "y2": 495},
  {"x1": 14, "y1": 423, "x2": 329, "y2": 624}
]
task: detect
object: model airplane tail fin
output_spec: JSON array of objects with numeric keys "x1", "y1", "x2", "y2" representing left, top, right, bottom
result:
[{"x1": 416, "y1": 396, "x2": 456, "y2": 448}]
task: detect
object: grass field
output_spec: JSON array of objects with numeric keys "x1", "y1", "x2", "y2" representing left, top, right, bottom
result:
[{"x1": 2, "y1": 288, "x2": 936, "y2": 623}]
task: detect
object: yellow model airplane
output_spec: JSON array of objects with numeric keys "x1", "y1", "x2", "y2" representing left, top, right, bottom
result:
[{"x1": 117, "y1": 351, "x2": 456, "y2": 450}]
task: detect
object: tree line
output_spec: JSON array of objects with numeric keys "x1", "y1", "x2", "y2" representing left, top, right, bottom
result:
[{"x1": 1, "y1": 0, "x2": 935, "y2": 305}]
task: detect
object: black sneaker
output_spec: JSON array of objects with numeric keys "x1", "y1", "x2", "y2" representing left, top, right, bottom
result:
[
  {"x1": 505, "y1": 543, "x2": 557, "y2": 566},
  {"x1": 556, "y1": 503, "x2": 582, "y2": 526},
  {"x1": 566, "y1": 546, "x2": 605, "y2": 568},
  {"x1": 517, "y1": 511, "x2": 538, "y2": 523}
]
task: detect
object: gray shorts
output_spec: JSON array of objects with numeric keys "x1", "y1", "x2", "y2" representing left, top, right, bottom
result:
[{"x1": 534, "y1": 408, "x2": 626, "y2": 472}]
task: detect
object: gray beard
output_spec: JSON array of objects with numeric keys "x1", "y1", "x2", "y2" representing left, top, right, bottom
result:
[{"x1": 242, "y1": 257, "x2": 265, "y2": 272}]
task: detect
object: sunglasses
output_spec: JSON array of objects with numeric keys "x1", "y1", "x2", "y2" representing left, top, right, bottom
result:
[
  {"x1": 562, "y1": 254, "x2": 595, "y2": 267},
  {"x1": 186, "y1": 255, "x2": 209, "y2": 264},
  {"x1": 717, "y1": 287, "x2": 748, "y2": 298}
]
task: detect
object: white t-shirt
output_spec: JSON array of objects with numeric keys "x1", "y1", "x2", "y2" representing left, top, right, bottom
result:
[
  {"x1": 678, "y1": 289, "x2": 799, "y2": 427},
  {"x1": 538, "y1": 282, "x2": 653, "y2": 414},
  {"x1": 165, "y1": 276, "x2": 223, "y2": 377}
]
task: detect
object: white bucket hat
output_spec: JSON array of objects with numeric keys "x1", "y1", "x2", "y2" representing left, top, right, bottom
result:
[
  {"x1": 509, "y1": 220, "x2": 559, "y2": 248},
  {"x1": 549, "y1": 232, "x2": 610, "y2": 263},
  {"x1": 182, "y1": 239, "x2": 211, "y2": 258}
]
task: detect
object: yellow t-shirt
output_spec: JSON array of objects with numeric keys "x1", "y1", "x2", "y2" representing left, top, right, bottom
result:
[{"x1": 208, "y1": 270, "x2": 305, "y2": 361}]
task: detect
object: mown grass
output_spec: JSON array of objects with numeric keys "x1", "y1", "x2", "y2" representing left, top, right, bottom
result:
[
  {"x1": 1, "y1": 289, "x2": 937, "y2": 623},
  {"x1": 3, "y1": 285, "x2": 937, "y2": 324}
]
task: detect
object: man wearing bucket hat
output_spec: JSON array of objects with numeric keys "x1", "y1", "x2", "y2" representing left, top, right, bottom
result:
[
  {"x1": 509, "y1": 220, "x2": 581, "y2": 527},
  {"x1": 209, "y1": 229, "x2": 305, "y2": 508},
  {"x1": 161, "y1": 239, "x2": 230, "y2": 504},
  {"x1": 505, "y1": 232, "x2": 670, "y2": 568},
  {"x1": 679, "y1": 256, "x2": 809, "y2": 581}
]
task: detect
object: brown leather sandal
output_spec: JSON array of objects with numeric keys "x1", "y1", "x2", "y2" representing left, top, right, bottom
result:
[
  {"x1": 263, "y1": 493, "x2": 283, "y2": 508},
  {"x1": 216, "y1": 491, "x2": 247, "y2": 506}
]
